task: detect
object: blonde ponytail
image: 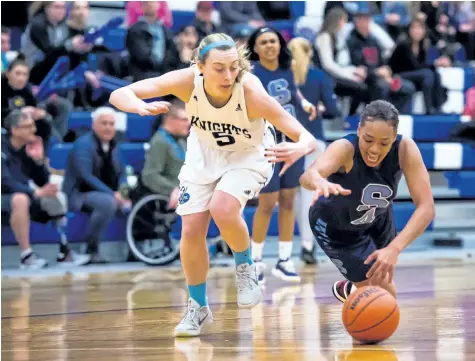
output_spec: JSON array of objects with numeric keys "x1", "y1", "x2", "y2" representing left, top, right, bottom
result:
[{"x1": 288, "y1": 37, "x2": 313, "y2": 86}]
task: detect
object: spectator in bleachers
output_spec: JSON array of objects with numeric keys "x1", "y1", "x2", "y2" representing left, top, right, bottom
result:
[
  {"x1": 453, "y1": 1, "x2": 475, "y2": 61},
  {"x1": 347, "y1": 9, "x2": 415, "y2": 114},
  {"x1": 257, "y1": 2, "x2": 292, "y2": 21},
  {"x1": 125, "y1": 1, "x2": 179, "y2": 81},
  {"x1": 1, "y1": 26, "x2": 11, "y2": 72},
  {"x1": 62, "y1": 107, "x2": 130, "y2": 263},
  {"x1": 191, "y1": 1, "x2": 220, "y2": 44},
  {"x1": 218, "y1": 1, "x2": 265, "y2": 34},
  {"x1": 1, "y1": 55, "x2": 71, "y2": 150},
  {"x1": 141, "y1": 99, "x2": 189, "y2": 209},
  {"x1": 328, "y1": 2, "x2": 395, "y2": 58},
  {"x1": 419, "y1": 1, "x2": 460, "y2": 60},
  {"x1": 315, "y1": 7, "x2": 369, "y2": 115},
  {"x1": 175, "y1": 25, "x2": 199, "y2": 70},
  {"x1": 21, "y1": 1, "x2": 92, "y2": 85},
  {"x1": 388, "y1": 18, "x2": 448, "y2": 115},
  {"x1": 373, "y1": 2, "x2": 411, "y2": 40},
  {"x1": 66, "y1": 1, "x2": 111, "y2": 109},
  {"x1": 126, "y1": 1, "x2": 172, "y2": 29},
  {"x1": 2, "y1": 108, "x2": 90, "y2": 269}
]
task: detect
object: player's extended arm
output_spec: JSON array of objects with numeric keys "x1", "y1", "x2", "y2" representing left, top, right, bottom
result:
[
  {"x1": 299, "y1": 139, "x2": 354, "y2": 191},
  {"x1": 245, "y1": 74, "x2": 316, "y2": 150},
  {"x1": 391, "y1": 137, "x2": 435, "y2": 252},
  {"x1": 109, "y1": 68, "x2": 194, "y2": 114}
]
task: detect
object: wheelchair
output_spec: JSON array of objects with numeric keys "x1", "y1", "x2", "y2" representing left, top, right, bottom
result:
[{"x1": 126, "y1": 181, "x2": 181, "y2": 266}]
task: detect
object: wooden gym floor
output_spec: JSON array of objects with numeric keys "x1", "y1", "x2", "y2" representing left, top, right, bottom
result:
[{"x1": 2, "y1": 258, "x2": 475, "y2": 361}]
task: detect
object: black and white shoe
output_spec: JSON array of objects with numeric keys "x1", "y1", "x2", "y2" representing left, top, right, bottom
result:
[
  {"x1": 20, "y1": 252, "x2": 48, "y2": 270},
  {"x1": 57, "y1": 249, "x2": 91, "y2": 267},
  {"x1": 300, "y1": 246, "x2": 317, "y2": 265},
  {"x1": 332, "y1": 280, "x2": 353, "y2": 303}
]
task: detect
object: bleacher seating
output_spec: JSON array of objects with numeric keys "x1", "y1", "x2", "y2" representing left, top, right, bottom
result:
[{"x1": 3, "y1": 2, "x2": 474, "y2": 251}]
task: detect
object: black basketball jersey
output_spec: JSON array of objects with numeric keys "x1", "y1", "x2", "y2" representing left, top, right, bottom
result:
[{"x1": 312, "y1": 133, "x2": 403, "y2": 232}]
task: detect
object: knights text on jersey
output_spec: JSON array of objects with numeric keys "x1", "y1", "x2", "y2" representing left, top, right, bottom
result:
[{"x1": 185, "y1": 69, "x2": 268, "y2": 151}]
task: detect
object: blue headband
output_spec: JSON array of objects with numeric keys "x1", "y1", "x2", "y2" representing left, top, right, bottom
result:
[{"x1": 199, "y1": 40, "x2": 235, "y2": 58}]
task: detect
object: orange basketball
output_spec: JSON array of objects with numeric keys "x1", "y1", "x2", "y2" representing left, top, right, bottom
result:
[{"x1": 342, "y1": 286, "x2": 400, "y2": 344}]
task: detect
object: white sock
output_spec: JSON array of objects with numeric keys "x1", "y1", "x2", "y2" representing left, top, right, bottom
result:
[
  {"x1": 302, "y1": 238, "x2": 314, "y2": 252},
  {"x1": 350, "y1": 283, "x2": 357, "y2": 294},
  {"x1": 251, "y1": 241, "x2": 265, "y2": 260},
  {"x1": 279, "y1": 242, "x2": 293, "y2": 260},
  {"x1": 20, "y1": 248, "x2": 33, "y2": 259}
]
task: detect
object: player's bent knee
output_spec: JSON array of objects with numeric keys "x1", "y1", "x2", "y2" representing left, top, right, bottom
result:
[
  {"x1": 11, "y1": 193, "x2": 30, "y2": 213},
  {"x1": 181, "y1": 213, "x2": 210, "y2": 241},
  {"x1": 209, "y1": 192, "x2": 241, "y2": 226}
]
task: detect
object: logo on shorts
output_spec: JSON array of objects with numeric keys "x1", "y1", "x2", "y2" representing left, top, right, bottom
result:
[
  {"x1": 330, "y1": 258, "x2": 347, "y2": 275},
  {"x1": 179, "y1": 186, "x2": 190, "y2": 205},
  {"x1": 244, "y1": 189, "x2": 251, "y2": 196}
]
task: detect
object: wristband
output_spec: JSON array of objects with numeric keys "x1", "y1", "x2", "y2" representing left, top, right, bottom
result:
[{"x1": 301, "y1": 99, "x2": 312, "y2": 111}]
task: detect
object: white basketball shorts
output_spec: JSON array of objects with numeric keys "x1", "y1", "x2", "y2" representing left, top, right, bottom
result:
[{"x1": 176, "y1": 128, "x2": 276, "y2": 216}]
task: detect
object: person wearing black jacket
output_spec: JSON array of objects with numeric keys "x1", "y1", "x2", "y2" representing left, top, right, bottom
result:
[
  {"x1": 190, "y1": 1, "x2": 220, "y2": 43},
  {"x1": 1, "y1": 56, "x2": 71, "y2": 148},
  {"x1": 347, "y1": 11, "x2": 415, "y2": 114},
  {"x1": 20, "y1": 1, "x2": 91, "y2": 85},
  {"x1": 1, "y1": 109, "x2": 89, "y2": 269},
  {"x1": 125, "y1": 1, "x2": 179, "y2": 81},
  {"x1": 388, "y1": 19, "x2": 448, "y2": 114}
]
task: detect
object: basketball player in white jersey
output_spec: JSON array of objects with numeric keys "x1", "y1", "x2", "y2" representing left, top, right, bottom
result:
[{"x1": 110, "y1": 33, "x2": 317, "y2": 337}]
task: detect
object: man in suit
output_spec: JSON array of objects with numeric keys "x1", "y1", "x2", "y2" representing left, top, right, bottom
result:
[{"x1": 63, "y1": 107, "x2": 130, "y2": 263}]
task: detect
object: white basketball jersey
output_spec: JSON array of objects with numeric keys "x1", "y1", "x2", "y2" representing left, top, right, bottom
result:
[{"x1": 185, "y1": 66, "x2": 269, "y2": 151}]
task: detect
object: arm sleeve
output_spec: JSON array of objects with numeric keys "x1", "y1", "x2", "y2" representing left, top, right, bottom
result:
[
  {"x1": 141, "y1": 136, "x2": 177, "y2": 195},
  {"x1": 71, "y1": 145, "x2": 115, "y2": 194},
  {"x1": 1, "y1": 156, "x2": 35, "y2": 198},
  {"x1": 27, "y1": 158, "x2": 50, "y2": 187},
  {"x1": 316, "y1": 33, "x2": 356, "y2": 81}
]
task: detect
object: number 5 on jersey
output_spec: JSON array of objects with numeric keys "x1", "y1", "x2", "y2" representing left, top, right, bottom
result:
[{"x1": 212, "y1": 132, "x2": 236, "y2": 146}]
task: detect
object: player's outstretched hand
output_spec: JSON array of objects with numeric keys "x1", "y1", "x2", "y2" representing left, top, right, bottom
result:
[
  {"x1": 311, "y1": 178, "x2": 351, "y2": 204},
  {"x1": 364, "y1": 245, "x2": 400, "y2": 285},
  {"x1": 137, "y1": 101, "x2": 171, "y2": 116},
  {"x1": 265, "y1": 142, "x2": 307, "y2": 176}
]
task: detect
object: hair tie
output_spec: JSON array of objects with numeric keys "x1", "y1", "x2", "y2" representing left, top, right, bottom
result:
[{"x1": 199, "y1": 40, "x2": 235, "y2": 58}]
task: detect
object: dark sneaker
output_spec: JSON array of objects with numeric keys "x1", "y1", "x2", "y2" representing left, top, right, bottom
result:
[
  {"x1": 20, "y1": 252, "x2": 48, "y2": 270},
  {"x1": 301, "y1": 246, "x2": 317, "y2": 265},
  {"x1": 57, "y1": 249, "x2": 91, "y2": 267},
  {"x1": 271, "y1": 258, "x2": 301, "y2": 283},
  {"x1": 332, "y1": 280, "x2": 353, "y2": 303}
]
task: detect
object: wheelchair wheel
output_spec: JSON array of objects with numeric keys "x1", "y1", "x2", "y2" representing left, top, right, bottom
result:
[{"x1": 126, "y1": 194, "x2": 180, "y2": 266}]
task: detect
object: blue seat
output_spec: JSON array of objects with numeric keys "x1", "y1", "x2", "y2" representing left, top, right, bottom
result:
[
  {"x1": 49, "y1": 143, "x2": 149, "y2": 172},
  {"x1": 345, "y1": 114, "x2": 468, "y2": 141},
  {"x1": 68, "y1": 112, "x2": 155, "y2": 142},
  {"x1": 1, "y1": 201, "x2": 433, "y2": 246},
  {"x1": 445, "y1": 171, "x2": 475, "y2": 197},
  {"x1": 120, "y1": 143, "x2": 147, "y2": 174},
  {"x1": 103, "y1": 28, "x2": 127, "y2": 51}
]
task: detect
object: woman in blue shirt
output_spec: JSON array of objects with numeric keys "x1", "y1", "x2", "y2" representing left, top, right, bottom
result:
[{"x1": 248, "y1": 27, "x2": 316, "y2": 284}]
